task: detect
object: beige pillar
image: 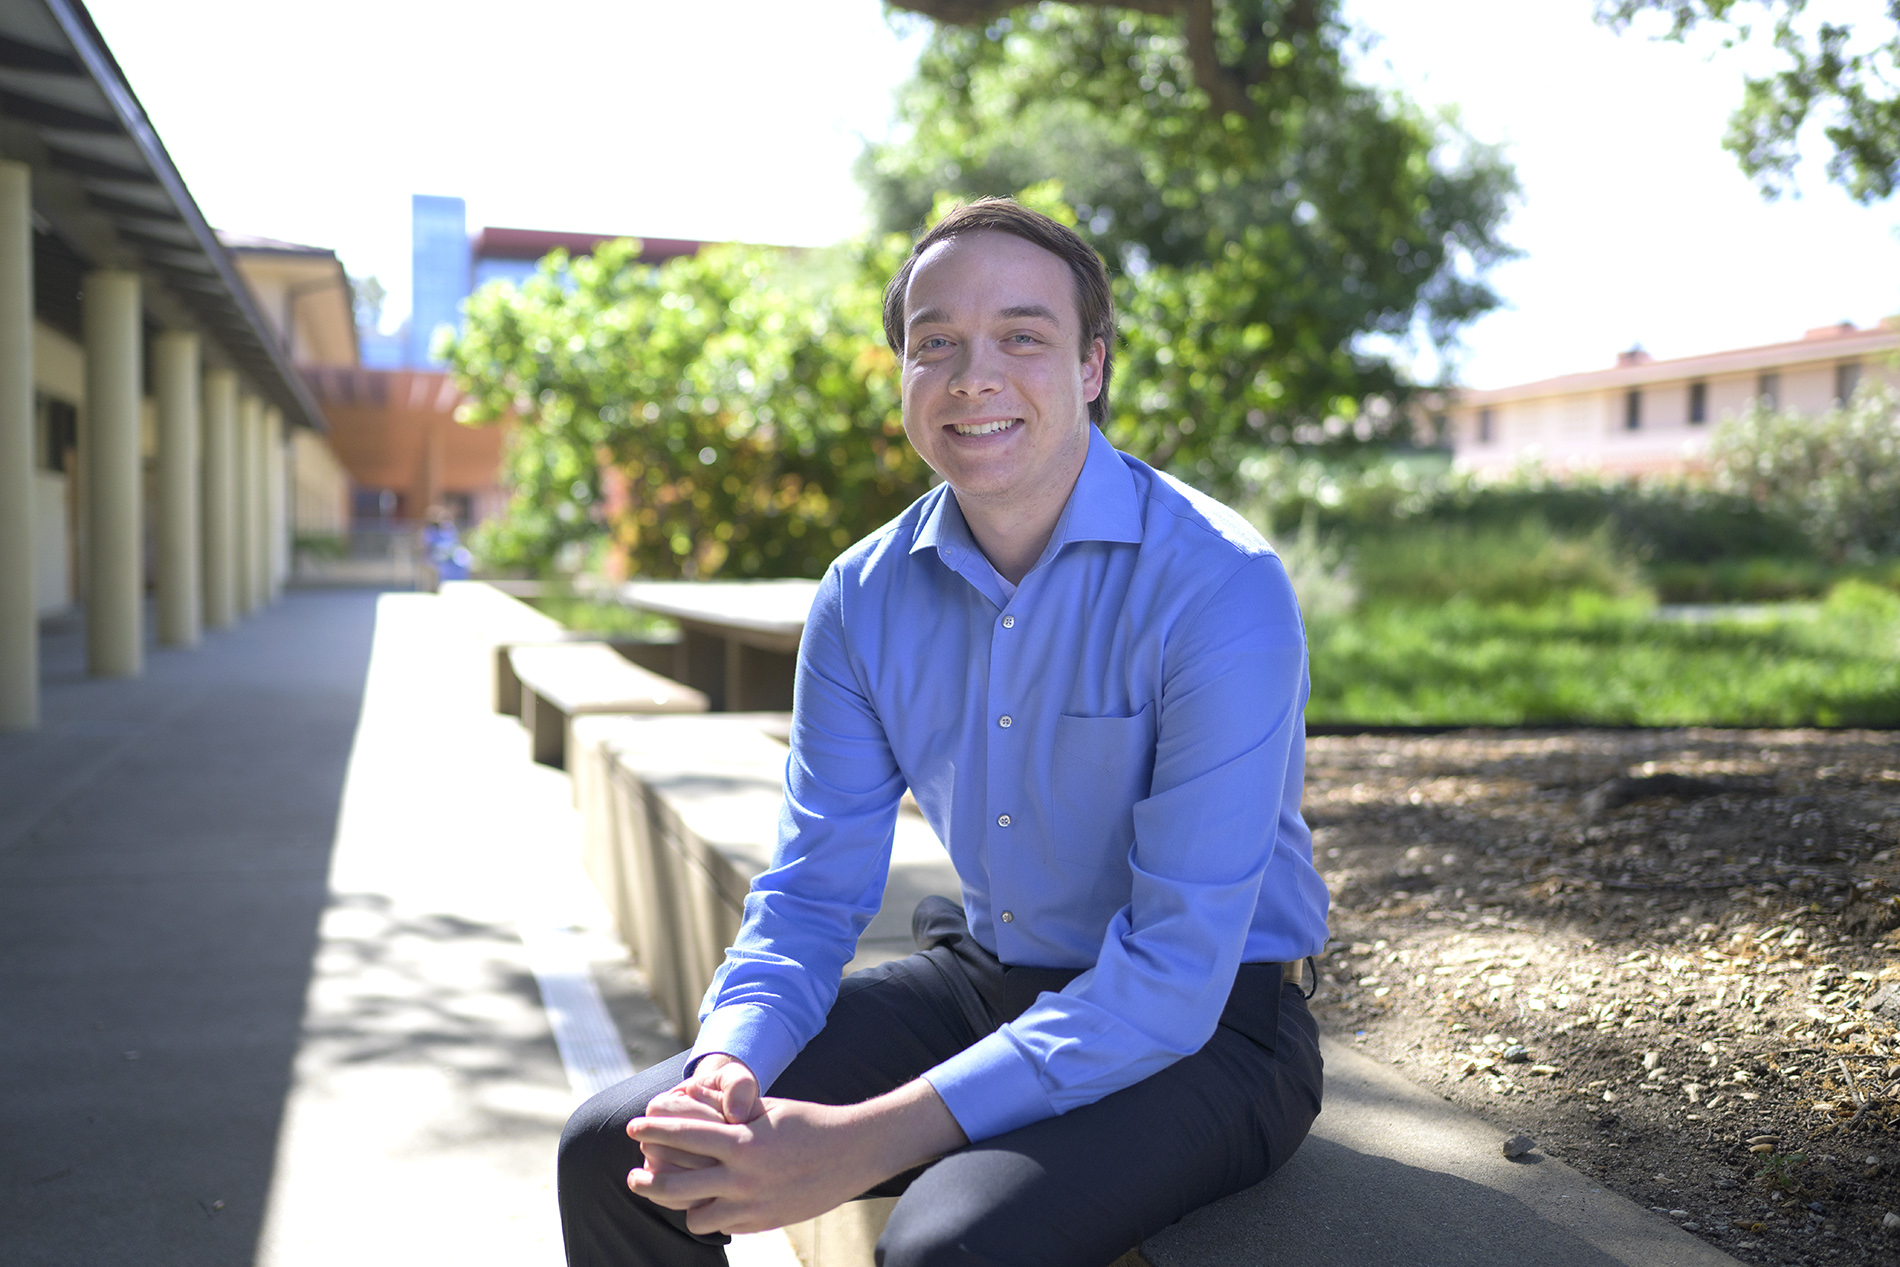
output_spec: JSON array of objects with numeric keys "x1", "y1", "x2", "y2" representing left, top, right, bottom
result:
[
  {"x1": 264, "y1": 407, "x2": 286, "y2": 600},
  {"x1": 83, "y1": 270, "x2": 142, "y2": 677},
  {"x1": 248, "y1": 399, "x2": 269, "y2": 607},
  {"x1": 235, "y1": 393, "x2": 259, "y2": 615},
  {"x1": 154, "y1": 332, "x2": 201, "y2": 647},
  {"x1": 0, "y1": 163, "x2": 34, "y2": 726},
  {"x1": 201, "y1": 369, "x2": 237, "y2": 628}
]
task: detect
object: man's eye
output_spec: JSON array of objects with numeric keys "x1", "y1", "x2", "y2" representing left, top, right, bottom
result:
[{"x1": 919, "y1": 337, "x2": 949, "y2": 350}]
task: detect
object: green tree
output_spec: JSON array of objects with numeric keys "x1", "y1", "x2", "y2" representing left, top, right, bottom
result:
[
  {"x1": 1596, "y1": 0, "x2": 1900, "y2": 202},
  {"x1": 446, "y1": 238, "x2": 932, "y2": 578},
  {"x1": 866, "y1": 1, "x2": 1518, "y2": 488}
]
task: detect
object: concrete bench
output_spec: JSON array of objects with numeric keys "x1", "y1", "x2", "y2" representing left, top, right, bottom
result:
[
  {"x1": 567, "y1": 712, "x2": 1740, "y2": 1267},
  {"x1": 508, "y1": 643, "x2": 708, "y2": 770},
  {"x1": 492, "y1": 631, "x2": 680, "y2": 718}
]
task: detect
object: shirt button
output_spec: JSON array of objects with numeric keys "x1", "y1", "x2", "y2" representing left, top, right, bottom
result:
[
  {"x1": 997, "y1": 814, "x2": 1011, "y2": 827},
  {"x1": 998, "y1": 715, "x2": 1012, "y2": 728},
  {"x1": 1001, "y1": 615, "x2": 1015, "y2": 628},
  {"x1": 1000, "y1": 910, "x2": 1014, "y2": 923}
]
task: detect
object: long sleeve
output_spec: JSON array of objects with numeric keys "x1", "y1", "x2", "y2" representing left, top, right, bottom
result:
[{"x1": 690, "y1": 565, "x2": 908, "y2": 1092}]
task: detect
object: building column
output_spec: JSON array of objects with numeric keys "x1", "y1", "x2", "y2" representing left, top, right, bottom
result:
[
  {"x1": 201, "y1": 369, "x2": 237, "y2": 629},
  {"x1": 0, "y1": 163, "x2": 34, "y2": 727},
  {"x1": 154, "y1": 332, "x2": 201, "y2": 647},
  {"x1": 264, "y1": 406, "x2": 285, "y2": 600},
  {"x1": 235, "y1": 392, "x2": 259, "y2": 615},
  {"x1": 83, "y1": 270, "x2": 142, "y2": 678},
  {"x1": 249, "y1": 399, "x2": 269, "y2": 606}
]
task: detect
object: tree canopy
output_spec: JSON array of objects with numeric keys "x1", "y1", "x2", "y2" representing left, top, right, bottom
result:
[
  {"x1": 1596, "y1": 0, "x2": 1900, "y2": 202},
  {"x1": 864, "y1": 0, "x2": 1518, "y2": 482}
]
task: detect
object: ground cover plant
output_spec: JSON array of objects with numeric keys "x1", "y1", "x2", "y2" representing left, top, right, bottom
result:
[
  {"x1": 1304, "y1": 580, "x2": 1900, "y2": 728},
  {"x1": 1306, "y1": 727, "x2": 1900, "y2": 1267}
]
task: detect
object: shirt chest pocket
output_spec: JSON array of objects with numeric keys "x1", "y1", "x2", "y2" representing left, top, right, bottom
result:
[{"x1": 1048, "y1": 705, "x2": 1156, "y2": 866}]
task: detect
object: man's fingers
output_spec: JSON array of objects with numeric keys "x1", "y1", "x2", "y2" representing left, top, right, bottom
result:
[
  {"x1": 645, "y1": 1091, "x2": 726, "y2": 1122},
  {"x1": 627, "y1": 1162, "x2": 734, "y2": 1210},
  {"x1": 628, "y1": 1115, "x2": 742, "y2": 1160},
  {"x1": 710, "y1": 1062, "x2": 763, "y2": 1123},
  {"x1": 640, "y1": 1141, "x2": 719, "y2": 1173}
]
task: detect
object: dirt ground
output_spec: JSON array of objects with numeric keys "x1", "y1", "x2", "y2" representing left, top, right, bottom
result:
[{"x1": 1305, "y1": 728, "x2": 1900, "y2": 1266}]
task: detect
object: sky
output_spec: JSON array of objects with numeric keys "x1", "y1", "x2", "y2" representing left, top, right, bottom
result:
[{"x1": 85, "y1": 0, "x2": 1900, "y2": 391}]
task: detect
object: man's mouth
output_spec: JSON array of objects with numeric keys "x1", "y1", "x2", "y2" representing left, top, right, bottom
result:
[{"x1": 951, "y1": 418, "x2": 1021, "y2": 437}]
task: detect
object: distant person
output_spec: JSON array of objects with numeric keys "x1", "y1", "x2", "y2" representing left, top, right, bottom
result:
[
  {"x1": 559, "y1": 199, "x2": 1327, "y2": 1266},
  {"x1": 422, "y1": 506, "x2": 470, "y2": 587}
]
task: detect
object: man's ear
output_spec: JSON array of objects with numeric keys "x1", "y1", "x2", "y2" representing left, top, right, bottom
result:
[{"x1": 1081, "y1": 337, "x2": 1106, "y2": 403}]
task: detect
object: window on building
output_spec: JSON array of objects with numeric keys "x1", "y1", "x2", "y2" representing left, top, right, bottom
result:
[
  {"x1": 36, "y1": 394, "x2": 76, "y2": 473},
  {"x1": 1757, "y1": 371, "x2": 1780, "y2": 410},
  {"x1": 1624, "y1": 389, "x2": 1642, "y2": 431},
  {"x1": 1477, "y1": 407, "x2": 1494, "y2": 444},
  {"x1": 1836, "y1": 360, "x2": 1862, "y2": 405},
  {"x1": 1688, "y1": 381, "x2": 1707, "y2": 425}
]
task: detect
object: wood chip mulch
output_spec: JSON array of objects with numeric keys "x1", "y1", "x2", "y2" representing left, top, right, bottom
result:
[{"x1": 1306, "y1": 728, "x2": 1900, "y2": 1267}]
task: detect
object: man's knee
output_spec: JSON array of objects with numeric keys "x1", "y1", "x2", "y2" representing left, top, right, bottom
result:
[{"x1": 558, "y1": 1055, "x2": 690, "y2": 1201}]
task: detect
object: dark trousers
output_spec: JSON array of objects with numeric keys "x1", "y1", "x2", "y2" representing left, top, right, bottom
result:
[{"x1": 558, "y1": 899, "x2": 1323, "y2": 1267}]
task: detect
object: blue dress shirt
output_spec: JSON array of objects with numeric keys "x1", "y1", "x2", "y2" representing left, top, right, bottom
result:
[{"x1": 691, "y1": 426, "x2": 1329, "y2": 1142}]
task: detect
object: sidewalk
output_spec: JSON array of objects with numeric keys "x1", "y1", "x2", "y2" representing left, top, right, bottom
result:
[{"x1": 0, "y1": 587, "x2": 1744, "y2": 1267}]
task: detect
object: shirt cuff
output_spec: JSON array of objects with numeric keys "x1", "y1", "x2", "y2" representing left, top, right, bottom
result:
[
  {"x1": 688, "y1": 1004, "x2": 804, "y2": 1093},
  {"x1": 921, "y1": 1029, "x2": 1056, "y2": 1143}
]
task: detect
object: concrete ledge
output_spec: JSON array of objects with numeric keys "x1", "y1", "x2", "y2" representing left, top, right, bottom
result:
[{"x1": 508, "y1": 643, "x2": 707, "y2": 770}]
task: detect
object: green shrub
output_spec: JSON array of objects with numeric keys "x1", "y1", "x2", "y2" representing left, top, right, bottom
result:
[
  {"x1": 1238, "y1": 450, "x2": 1804, "y2": 567},
  {"x1": 1349, "y1": 520, "x2": 1647, "y2": 607},
  {"x1": 1711, "y1": 382, "x2": 1900, "y2": 561}
]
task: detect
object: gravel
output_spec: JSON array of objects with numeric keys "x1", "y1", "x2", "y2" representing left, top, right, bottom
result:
[{"x1": 1306, "y1": 727, "x2": 1900, "y2": 1267}]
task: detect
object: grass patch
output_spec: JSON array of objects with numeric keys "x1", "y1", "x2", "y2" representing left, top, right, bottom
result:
[
  {"x1": 528, "y1": 595, "x2": 678, "y2": 641},
  {"x1": 1306, "y1": 583, "x2": 1900, "y2": 727}
]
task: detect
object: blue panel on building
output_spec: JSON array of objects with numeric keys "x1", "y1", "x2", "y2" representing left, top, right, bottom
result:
[{"x1": 409, "y1": 194, "x2": 469, "y2": 367}]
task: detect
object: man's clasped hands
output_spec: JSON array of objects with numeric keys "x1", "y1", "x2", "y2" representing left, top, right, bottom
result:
[{"x1": 627, "y1": 1053, "x2": 969, "y2": 1237}]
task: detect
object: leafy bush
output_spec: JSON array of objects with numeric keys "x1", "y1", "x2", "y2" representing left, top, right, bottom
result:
[
  {"x1": 1348, "y1": 519, "x2": 1646, "y2": 607},
  {"x1": 448, "y1": 238, "x2": 933, "y2": 579},
  {"x1": 1711, "y1": 382, "x2": 1900, "y2": 561},
  {"x1": 1238, "y1": 450, "x2": 1803, "y2": 568}
]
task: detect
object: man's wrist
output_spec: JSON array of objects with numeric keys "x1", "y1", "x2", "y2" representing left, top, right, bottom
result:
[{"x1": 846, "y1": 1078, "x2": 968, "y2": 1183}]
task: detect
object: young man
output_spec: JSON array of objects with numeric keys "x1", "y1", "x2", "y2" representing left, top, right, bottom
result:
[{"x1": 559, "y1": 199, "x2": 1329, "y2": 1267}]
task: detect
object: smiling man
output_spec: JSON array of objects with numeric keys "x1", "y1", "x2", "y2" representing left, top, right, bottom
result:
[{"x1": 558, "y1": 199, "x2": 1329, "y2": 1267}]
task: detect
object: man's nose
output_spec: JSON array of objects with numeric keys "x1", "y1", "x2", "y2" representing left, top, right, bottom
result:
[{"x1": 948, "y1": 342, "x2": 1004, "y2": 396}]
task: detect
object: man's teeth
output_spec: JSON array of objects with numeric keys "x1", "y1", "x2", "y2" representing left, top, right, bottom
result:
[{"x1": 953, "y1": 418, "x2": 1020, "y2": 436}]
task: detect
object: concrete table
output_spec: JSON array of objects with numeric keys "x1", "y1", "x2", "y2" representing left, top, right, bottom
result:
[{"x1": 618, "y1": 579, "x2": 820, "y2": 712}]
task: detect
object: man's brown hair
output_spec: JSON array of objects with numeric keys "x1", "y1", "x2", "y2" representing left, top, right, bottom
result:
[{"x1": 882, "y1": 197, "x2": 1115, "y2": 427}]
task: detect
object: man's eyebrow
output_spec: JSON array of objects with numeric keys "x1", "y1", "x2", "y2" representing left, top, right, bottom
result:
[
  {"x1": 998, "y1": 304, "x2": 1061, "y2": 323},
  {"x1": 906, "y1": 303, "x2": 1064, "y2": 329}
]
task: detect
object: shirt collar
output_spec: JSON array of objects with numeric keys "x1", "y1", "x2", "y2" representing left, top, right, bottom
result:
[{"x1": 910, "y1": 425, "x2": 1144, "y2": 567}]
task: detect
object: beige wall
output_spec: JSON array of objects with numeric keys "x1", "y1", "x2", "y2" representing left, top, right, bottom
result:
[{"x1": 291, "y1": 428, "x2": 350, "y2": 538}]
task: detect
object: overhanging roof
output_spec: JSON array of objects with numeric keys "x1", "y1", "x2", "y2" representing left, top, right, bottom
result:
[{"x1": 0, "y1": 0, "x2": 327, "y2": 430}]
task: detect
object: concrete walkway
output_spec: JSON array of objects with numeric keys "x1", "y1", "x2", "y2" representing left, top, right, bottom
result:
[{"x1": 0, "y1": 588, "x2": 1742, "y2": 1267}]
